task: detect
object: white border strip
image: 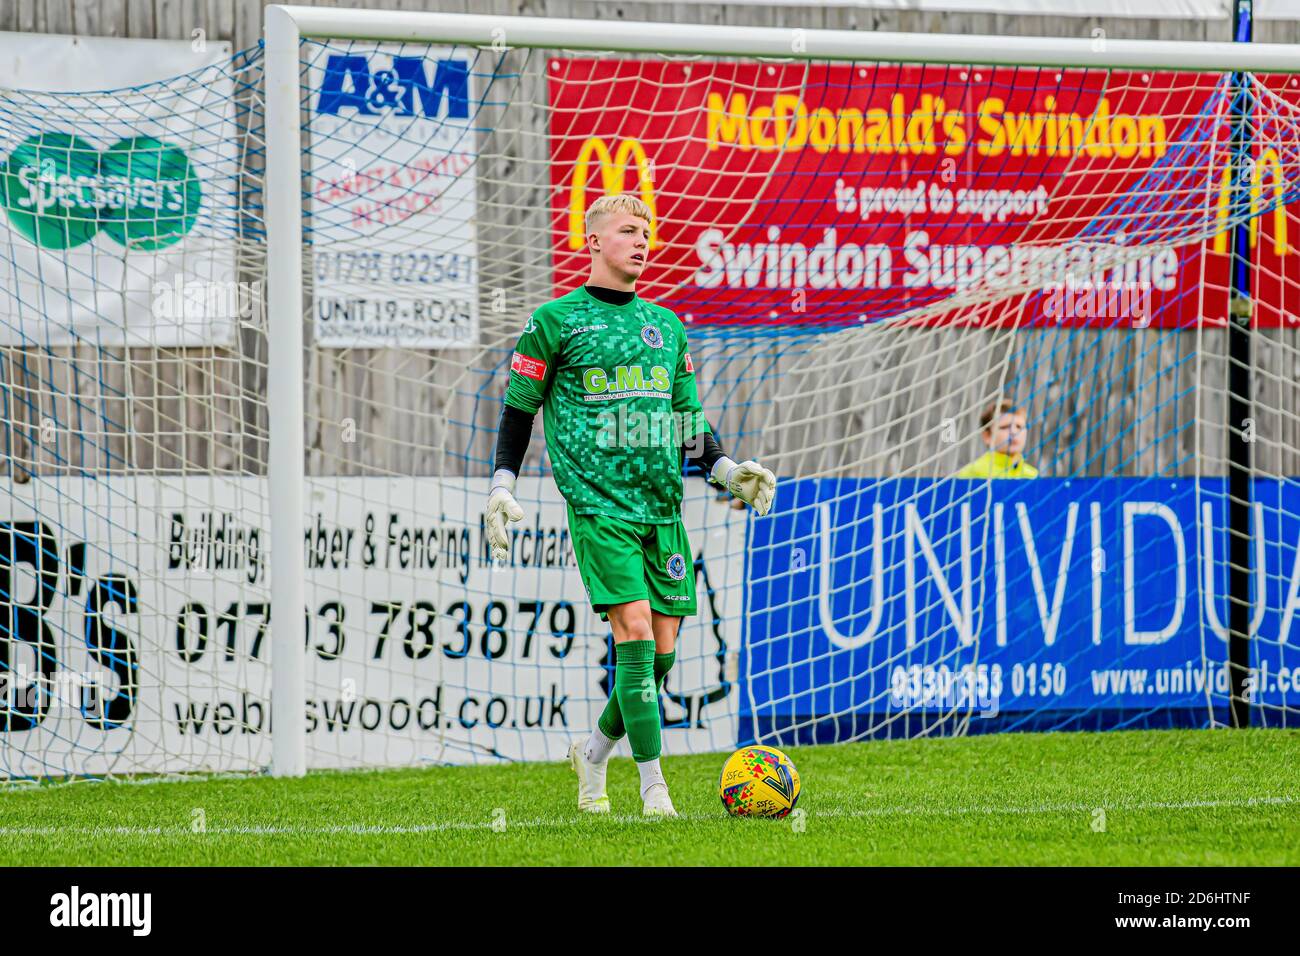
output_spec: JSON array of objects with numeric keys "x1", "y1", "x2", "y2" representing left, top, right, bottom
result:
[
  {"x1": 270, "y1": 6, "x2": 1300, "y2": 72},
  {"x1": 663, "y1": 0, "x2": 1230, "y2": 20}
]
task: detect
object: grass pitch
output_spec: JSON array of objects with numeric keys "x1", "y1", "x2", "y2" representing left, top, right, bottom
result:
[{"x1": 2, "y1": 729, "x2": 1296, "y2": 866}]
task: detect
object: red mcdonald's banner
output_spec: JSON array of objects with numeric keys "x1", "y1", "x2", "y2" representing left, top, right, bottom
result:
[{"x1": 549, "y1": 60, "x2": 1298, "y2": 329}]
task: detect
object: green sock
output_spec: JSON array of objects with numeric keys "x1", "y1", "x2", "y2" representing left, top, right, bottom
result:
[
  {"x1": 612, "y1": 639, "x2": 660, "y2": 763},
  {"x1": 597, "y1": 644, "x2": 624, "y2": 740},
  {"x1": 598, "y1": 648, "x2": 676, "y2": 741},
  {"x1": 654, "y1": 650, "x2": 675, "y2": 694}
]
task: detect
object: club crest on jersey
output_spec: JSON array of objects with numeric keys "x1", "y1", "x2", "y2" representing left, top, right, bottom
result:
[
  {"x1": 666, "y1": 553, "x2": 687, "y2": 581},
  {"x1": 641, "y1": 325, "x2": 663, "y2": 349}
]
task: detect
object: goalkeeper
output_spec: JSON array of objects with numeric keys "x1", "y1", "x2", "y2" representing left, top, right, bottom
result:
[{"x1": 486, "y1": 194, "x2": 775, "y2": 818}]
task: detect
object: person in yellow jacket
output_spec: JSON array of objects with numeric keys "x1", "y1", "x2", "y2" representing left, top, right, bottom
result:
[{"x1": 955, "y1": 399, "x2": 1039, "y2": 479}]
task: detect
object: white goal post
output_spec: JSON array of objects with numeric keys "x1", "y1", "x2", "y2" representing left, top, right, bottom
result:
[{"x1": 259, "y1": 6, "x2": 1300, "y2": 779}]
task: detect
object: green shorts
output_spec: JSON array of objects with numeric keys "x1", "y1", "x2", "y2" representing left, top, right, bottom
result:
[{"x1": 566, "y1": 505, "x2": 697, "y2": 620}]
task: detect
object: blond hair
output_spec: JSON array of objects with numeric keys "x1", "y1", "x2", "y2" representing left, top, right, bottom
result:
[{"x1": 585, "y1": 194, "x2": 654, "y2": 238}]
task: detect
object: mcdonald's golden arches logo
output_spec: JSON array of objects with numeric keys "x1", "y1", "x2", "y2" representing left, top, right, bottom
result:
[
  {"x1": 567, "y1": 137, "x2": 659, "y2": 251},
  {"x1": 1213, "y1": 147, "x2": 1289, "y2": 256}
]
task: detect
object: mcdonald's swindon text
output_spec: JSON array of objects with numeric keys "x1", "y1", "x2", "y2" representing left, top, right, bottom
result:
[{"x1": 548, "y1": 60, "x2": 1296, "y2": 328}]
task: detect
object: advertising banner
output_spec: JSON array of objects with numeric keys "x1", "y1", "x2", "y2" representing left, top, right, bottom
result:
[
  {"x1": 308, "y1": 45, "x2": 479, "y2": 348},
  {"x1": 4, "y1": 474, "x2": 1292, "y2": 774},
  {"x1": 745, "y1": 478, "x2": 1300, "y2": 738},
  {"x1": 0, "y1": 478, "x2": 742, "y2": 776},
  {"x1": 0, "y1": 33, "x2": 239, "y2": 346},
  {"x1": 550, "y1": 61, "x2": 1297, "y2": 329}
]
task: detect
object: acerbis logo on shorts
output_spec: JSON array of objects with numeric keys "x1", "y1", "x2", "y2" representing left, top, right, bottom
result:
[
  {"x1": 666, "y1": 552, "x2": 687, "y2": 580},
  {"x1": 641, "y1": 325, "x2": 663, "y2": 349}
]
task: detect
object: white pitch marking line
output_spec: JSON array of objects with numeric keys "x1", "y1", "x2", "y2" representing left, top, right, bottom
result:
[{"x1": 0, "y1": 794, "x2": 1294, "y2": 838}]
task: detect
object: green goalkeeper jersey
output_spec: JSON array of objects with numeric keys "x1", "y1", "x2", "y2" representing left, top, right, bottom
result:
[{"x1": 503, "y1": 285, "x2": 709, "y2": 524}]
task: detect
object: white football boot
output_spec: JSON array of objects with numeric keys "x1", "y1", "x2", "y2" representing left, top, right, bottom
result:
[
  {"x1": 641, "y1": 782, "x2": 679, "y2": 818},
  {"x1": 568, "y1": 740, "x2": 610, "y2": 814}
]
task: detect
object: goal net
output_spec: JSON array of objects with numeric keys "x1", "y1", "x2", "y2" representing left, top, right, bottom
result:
[{"x1": 2, "y1": 11, "x2": 1299, "y2": 780}]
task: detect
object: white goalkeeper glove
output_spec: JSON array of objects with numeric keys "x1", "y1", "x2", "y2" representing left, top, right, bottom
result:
[
  {"x1": 710, "y1": 457, "x2": 776, "y2": 517},
  {"x1": 486, "y1": 469, "x2": 525, "y2": 561}
]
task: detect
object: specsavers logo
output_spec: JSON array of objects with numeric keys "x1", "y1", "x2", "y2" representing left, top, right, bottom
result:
[
  {"x1": 568, "y1": 137, "x2": 659, "y2": 251},
  {"x1": 1, "y1": 132, "x2": 199, "y2": 251}
]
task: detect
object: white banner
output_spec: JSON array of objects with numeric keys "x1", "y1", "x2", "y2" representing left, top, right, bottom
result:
[
  {"x1": 1260, "y1": 0, "x2": 1300, "y2": 19},
  {"x1": 0, "y1": 477, "x2": 742, "y2": 777},
  {"x1": 308, "y1": 44, "x2": 479, "y2": 349},
  {"x1": 0, "y1": 33, "x2": 240, "y2": 346},
  {"x1": 663, "y1": 0, "x2": 1229, "y2": 17}
]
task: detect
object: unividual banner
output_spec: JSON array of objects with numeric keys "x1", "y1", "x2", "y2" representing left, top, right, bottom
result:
[
  {"x1": 0, "y1": 32, "x2": 239, "y2": 346},
  {"x1": 745, "y1": 478, "x2": 1300, "y2": 740},
  {"x1": 549, "y1": 61, "x2": 1298, "y2": 329}
]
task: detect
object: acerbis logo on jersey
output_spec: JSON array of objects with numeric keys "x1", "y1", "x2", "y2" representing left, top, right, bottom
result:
[
  {"x1": 522, "y1": 313, "x2": 537, "y2": 334},
  {"x1": 666, "y1": 553, "x2": 687, "y2": 581},
  {"x1": 511, "y1": 352, "x2": 547, "y2": 380},
  {"x1": 641, "y1": 325, "x2": 663, "y2": 349}
]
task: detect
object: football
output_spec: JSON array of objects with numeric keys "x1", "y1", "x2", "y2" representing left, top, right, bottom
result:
[{"x1": 719, "y1": 746, "x2": 801, "y2": 818}]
